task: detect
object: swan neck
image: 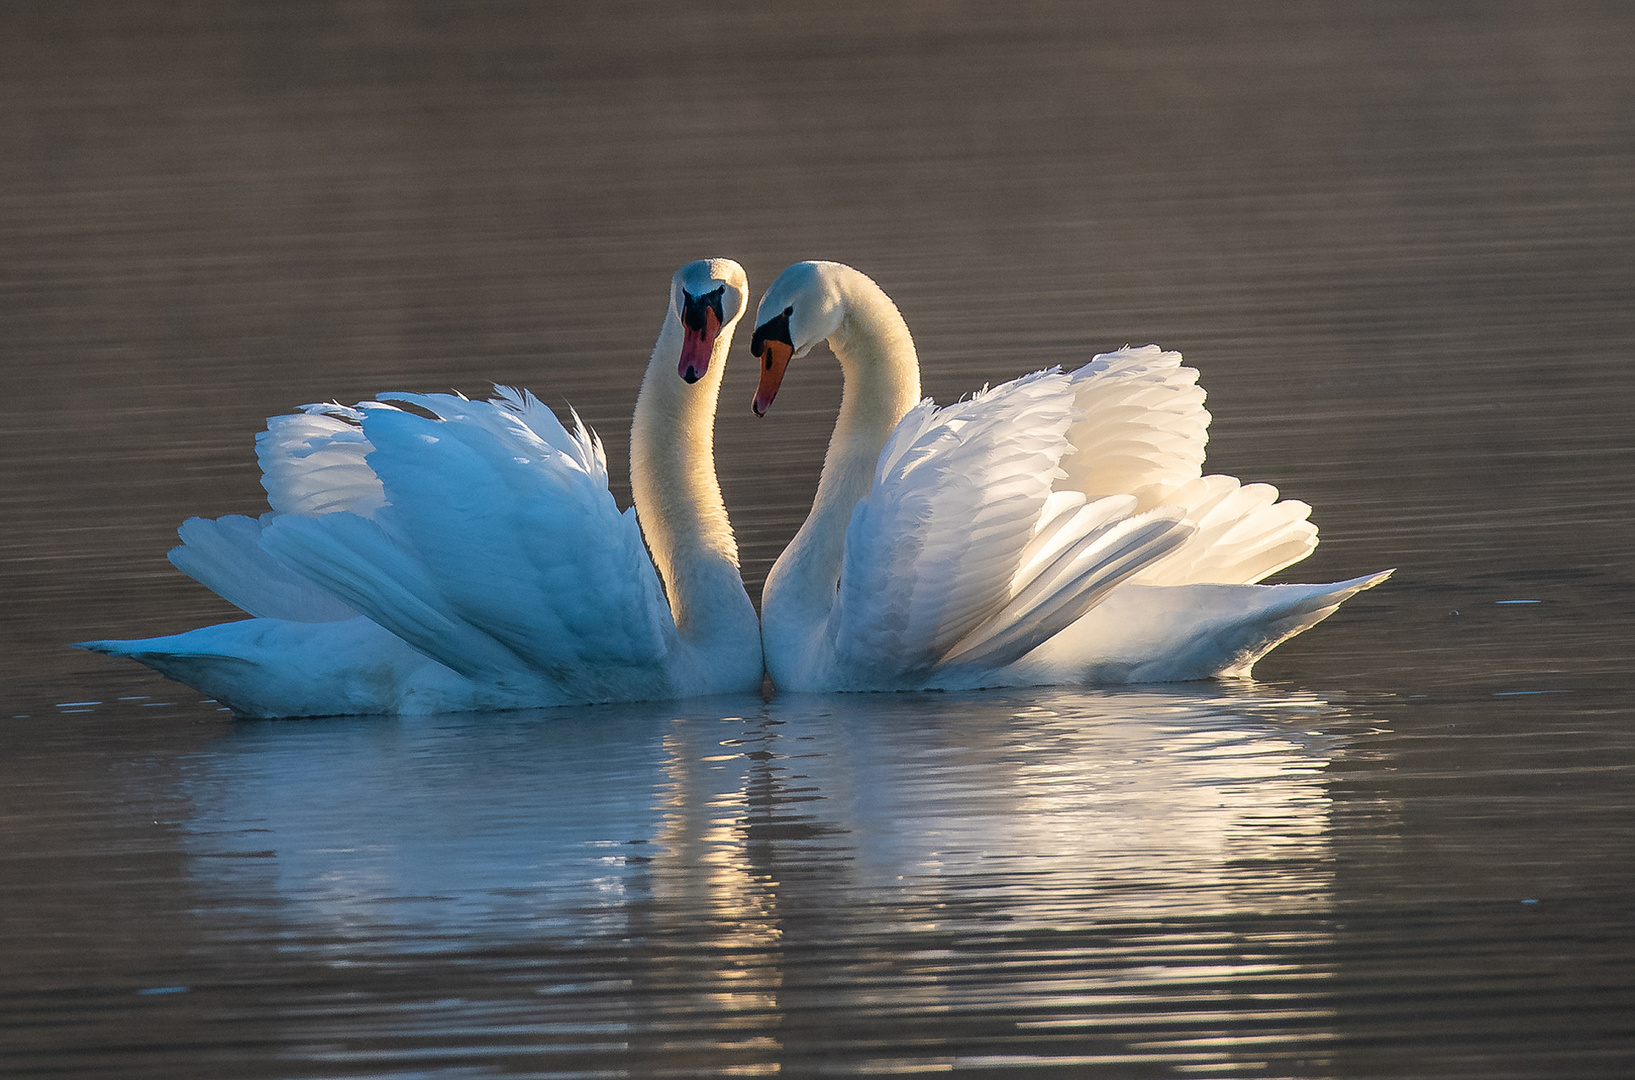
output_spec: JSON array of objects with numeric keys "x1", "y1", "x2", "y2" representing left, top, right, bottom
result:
[
  {"x1": 630, "y1": 314, "x2": 743, "y2": 641},
  {"x1": 774, "y1": 270, "x2": 922, "y2": 616}
]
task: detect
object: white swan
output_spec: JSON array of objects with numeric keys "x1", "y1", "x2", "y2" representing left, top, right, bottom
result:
[
  {"x1": 79, "y1": 259, "x2": 764, "y2": 717},
  {"x1": 747, "y1": 260, "x2": 1390, "y2": 693}
]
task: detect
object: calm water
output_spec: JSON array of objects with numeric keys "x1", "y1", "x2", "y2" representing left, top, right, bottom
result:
[{"x1": 2, "y1": 2, "x2": 1633, "y2": 1076}]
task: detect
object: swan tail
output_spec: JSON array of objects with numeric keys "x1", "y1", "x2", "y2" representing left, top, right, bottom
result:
[
  {"x1": 1022, "y1": 570, "x2": 1394, "y2": 684},
  {"x1": 1213, "y1": 569, "x2": 1394, "y2": 676},
  {"x1": 75, "y1": 634, "x2": 282, "y2": 715},
  {"x1": 167, "y1": 514, "x2": 359, "y2": 623},
  {"x1": 74, "y1": 616, "x2": 501, "y2": 718},
  {"x1": 936, "y1": 507, "x2": 1195, "y2": 672},
  {"x1": 77, "y1": 619, "x2": 357, "y2": 718}
]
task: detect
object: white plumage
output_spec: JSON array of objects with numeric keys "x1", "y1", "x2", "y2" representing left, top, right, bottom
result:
[
  {"x1": 748, "y1": 260, "x2": 1389, "y2": 693},
  {"x1": 80, "y1": 260, "x2": 764, "y2": 717}
]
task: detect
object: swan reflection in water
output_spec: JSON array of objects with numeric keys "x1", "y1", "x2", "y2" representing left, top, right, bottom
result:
[
  {"x1": 180, "y1": 689, "x2": 1352, "y2": 933},
  {"x1": 175, "y1": 686, "x2": 1372, "y2": 1069}
]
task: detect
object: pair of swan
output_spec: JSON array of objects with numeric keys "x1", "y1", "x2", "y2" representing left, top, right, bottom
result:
[{"x1": 81, "y1": 259, "x2": 1389, "y2": 717}]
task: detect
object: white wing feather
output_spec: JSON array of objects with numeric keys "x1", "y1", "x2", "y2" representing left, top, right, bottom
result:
[
  {"x1": 258, "y1": 390, "x2": 673, "y2": 686},
  {"x1": 164, "y1": 404, "x2": 389, "y2": 624},
  {"x1": 1059, "y1": 345, "x2": 1208, "y2": 503},
  {"x1": 830, "y1": 371, "x2": 1076, "y2": 679},
  {"x1": 258, "y1": 404, "x2": 386, "y2": 518},
  {"x1": 168, "y1": 513, "x2": 359, "y2": 623},
  {"x1": 1130, "y1": 476, "x2": 1317, "y2": 585},
  {"x1": 829, "y1": 369, "x2": 1189, "y2": 683},
  {"x1": 937, "y1": 507, "x2": 1192, "y2": 673},
  {"x1": 1060, "y1": 346, "x2": 1318, "y2": 585}
]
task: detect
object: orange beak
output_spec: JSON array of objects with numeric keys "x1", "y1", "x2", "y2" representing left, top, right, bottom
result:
[
  {"x1": 752, "y1": 339, "x2": 794, "y2": 416},
  {"x1": 678, "y1": 305, "x2": 722, "y2": 384}
]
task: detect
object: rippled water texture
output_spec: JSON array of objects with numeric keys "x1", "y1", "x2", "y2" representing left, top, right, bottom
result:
[{"x1": 2, "y1": 2, "x2": 1632, "y2": 1077}]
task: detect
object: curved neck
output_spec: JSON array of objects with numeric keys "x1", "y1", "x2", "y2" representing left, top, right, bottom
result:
[
  {"x1": 773, "y1": 269, "x2": 922, "y2": 615},
  {"x1": 630, "y1": 314, "x2": 745, "y2": 641}
]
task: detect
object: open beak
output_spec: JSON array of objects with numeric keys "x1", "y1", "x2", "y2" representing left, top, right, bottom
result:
[
  {"x1": 678, "y1": 304, "x2": 722, "y2": 384},
  {"x1": 752, "y1": 339, "x2": 793, "y2": 416}
]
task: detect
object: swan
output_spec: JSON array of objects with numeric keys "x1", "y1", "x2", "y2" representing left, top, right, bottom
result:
[
  {"x1": 747, "y1": 260, "x2": 1390, "y2": 693},
  {"x1": 78, "y1": 259, "x2": 764, "y2": 717}
]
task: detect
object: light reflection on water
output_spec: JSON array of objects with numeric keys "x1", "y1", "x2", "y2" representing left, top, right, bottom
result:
[
  {"x1": 182, "y1": 690, "x2": 1348, "y2": 939},
  {"x1": 159, "y1": 688, "x2": 1360, "y2": 1074}
]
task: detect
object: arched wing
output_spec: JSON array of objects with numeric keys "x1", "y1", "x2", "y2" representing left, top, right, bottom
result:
[
  {"x1": 258, "y1": 403, "x2": 387, "y2": 517},
  {"x1": 1060, "y1": 346, "x2": 1317, "y2": 584},
  {"x1": 259, "y1": 389, "x2": 674, "y2": 682},
  {"x1": 830, "y1": 371, "x2": 1077, "y2": 678},
  {"x1": 829, "y1": 370, "x2": 1188, "y2": 682},
  {"x1": 1059, "y1": 345, "x2": 1209, "y2": 504}
]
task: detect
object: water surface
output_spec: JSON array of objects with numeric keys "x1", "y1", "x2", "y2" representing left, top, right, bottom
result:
[{"x1": 1, "y1": 2, "x2": 1632, "y2": 1076}]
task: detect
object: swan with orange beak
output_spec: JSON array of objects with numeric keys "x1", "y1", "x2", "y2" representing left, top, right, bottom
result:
[
  {"x1": 745, "y1": 259, "x2": 1388, "y2": 694},
  {"x1": 749, "y1": 307, "x2": 794, "y2": 415}
]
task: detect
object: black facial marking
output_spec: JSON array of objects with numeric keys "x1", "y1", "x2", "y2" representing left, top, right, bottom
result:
[
  {"x1": 751, "y1": 309, "x2": 793, "y2": 358},
  {"x1": 680, "y1": 284, "x2": 726, "y2": 335}
]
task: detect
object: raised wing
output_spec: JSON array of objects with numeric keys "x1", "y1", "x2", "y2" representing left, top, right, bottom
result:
[
  {"x1": 259, "y1": 389, "x2": 674, "y2": 683},
  {"x1": 828, "y1": 370, "x2": 1188, "y2": 684},
  {"x1": 1060, "y1": 345, "x2": 1317, "y2": 584},
  {"x1": 258, "y1": 403, "x2": 387, "y2": 517},
  {"x1": 1059, "y1": 345, "x2": 1209, "y2": 505}
]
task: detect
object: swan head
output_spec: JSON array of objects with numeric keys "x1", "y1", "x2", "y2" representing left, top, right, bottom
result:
[
  {"x1": 672, "y1": 258, "x2": 749, "y2": 385},
  {"x1": 749, "y1": 261, "x2": 848, "y2": 415}
]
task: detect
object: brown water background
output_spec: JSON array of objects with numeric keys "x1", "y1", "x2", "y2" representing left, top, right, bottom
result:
[{"x1": 1, "y1": 2, "x2": 1632, "y2": 1076}]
